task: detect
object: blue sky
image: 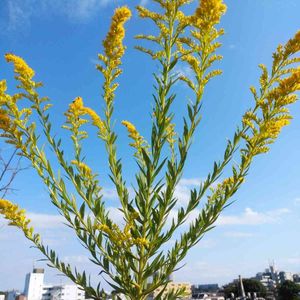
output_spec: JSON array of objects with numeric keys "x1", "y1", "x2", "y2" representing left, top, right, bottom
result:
[{"x1": 0, "y1": 0, "x2": 300, "y2": 292}]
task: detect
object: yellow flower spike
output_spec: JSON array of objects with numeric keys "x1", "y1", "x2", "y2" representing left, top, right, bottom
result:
[
  {"x1": 82, "y1": 107, "x2": 106, "y2": 134},
  {"x1": 0, "y1": 109, "x2": 11, "y2": 131},
  {"x1": 70, "y1": 96, "x2": 84, "y2": 111},
  {"x1": 122, "y1": 120, "x2": 137, "y2": 134},
  {"x1": 5, "y1": 53, "x2": 35, "y2": 79},
  {"x1": 103, "y1": 6, "x2": 131, "y2": 63},
  {"x1": 0, "y1": 80, "x2": 7, "y2": 94},
  {"x1": 277, "y1": 68, "x2": 300, "y2": 96},
  {"x1": 96, "y1": 224, "x2": 111, "y2": 234},
  {"x1": 71, "y1": 160, "x2": 93, "y2": 178},
  {"x1": 135, "y1": 237, "x2": 149, "y2": 247},
  {"x1": 64, "y1": 97, "x2": 106, "y2": 136},
  {"x1": 192, "y1": 0, "x2": 227, "y2": 30},
  {"x1": 284, "y1": 30, "x2": 300, "y2": 56},
  {"x1": 0, "y1": 199, "x2": 34, "y2": 238}
]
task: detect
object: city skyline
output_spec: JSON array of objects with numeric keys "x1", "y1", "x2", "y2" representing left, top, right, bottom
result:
[{"x1": 0, "y1": 0, "x2": 300, "y2": 292}]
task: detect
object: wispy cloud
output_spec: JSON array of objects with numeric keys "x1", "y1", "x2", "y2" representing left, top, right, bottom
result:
[
  {"x1": 217, "y1": 207, "x2": 290, "y2": 226},
  {"x1": 286, "y1": 257, "x2": 300, "y2": 264},
  {"x1": 294, "y1": 197, "x2": 300, "y2": 206},
  {"x1": 28, "y1": 212, "x2": 65, "y2": 229},
  {"x1": 139, "y1": 0, "x2": 149, "y2": 6},
  {"x1": 174, "y1": 178, "x2": 202, "y2": 206},
  {"x1": 4, "y1": 0, "x2": 113, "y2": 32},
  {"x1": 63, "y1": 255, "x2": 90, "y2": 264},
  {"x1": 224, "y1": 231, "x2": 255, "y2": 238}
]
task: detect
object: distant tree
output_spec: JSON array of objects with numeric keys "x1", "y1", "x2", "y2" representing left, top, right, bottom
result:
[
  {"x1": 0, "y1": 147, "x2": 21, "y2": 198},
  {"x1": 223, "y1": 279, "x2": 267, "y2": 298},
  {"x1": 278, "y1": 280, "x2": 300, "y2": 300}
]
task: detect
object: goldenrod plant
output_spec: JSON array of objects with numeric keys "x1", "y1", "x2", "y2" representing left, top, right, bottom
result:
[{"x1": 0, "y1": 0, "x2": 300, "y2": 299}]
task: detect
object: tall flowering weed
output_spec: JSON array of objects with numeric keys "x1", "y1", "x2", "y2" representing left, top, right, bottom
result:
[{"x1": 0, "y1": 1, "x2": 300, "y2": 299}]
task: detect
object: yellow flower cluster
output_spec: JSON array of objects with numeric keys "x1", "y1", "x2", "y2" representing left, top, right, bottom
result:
[
  {"x1": 71, "y1": 160, "x2": 93, "y2": 178},
  {"x1": 166, "y1": 121, "x2": 176, "y2": 148},
  {"x1": 242, "y1": 67, "x2": 299, "y2": 156},
  {"x1": 0, "y1": 80, "x2": 25, "y2": 149},
  {"x1": 136, "y1": 6, "x2": 164, "y2": 22},
  {"x1": 0, "y1": 108, "x2": 11, "y2": 131},
  {"x1": 103, "y1": 7, "x2": 131, "y2": 65},
  {"x1": 0, "y1": 79, "x2": 7, "y2": 94},
  {"x1": 284, "y1": 30, "x2": 300, "y2": 57},
  {"x1": 5, "y1": 53, "x2": 35, "y2": 79},
  {"x1": 275, "y1": 68, "x2": 300, "y2": 98},
  {"x1": 192, "y1": 0, "x2": 227, "y2": 30},
  {"x1": 64, "y1": 97, "x2": 106, "y2": 135},
  {"x1": 264, "y1": 119, "x2": 291, "y2": 138},
  {"x1": 95, "y1": 212, "x2": 148, "y2": 248},
  {"x1": 0, "y1": 199, "x2": 33, "y2": 238},
  {"x1": 208, "y1": 176, "x2": 245, "y2": 203},
  {"x1": 122, "y1": 120, "x2": 146, "y2": 154},
  {"x1": 5, "y1": 53, "x2": 35, "y2": 92}
]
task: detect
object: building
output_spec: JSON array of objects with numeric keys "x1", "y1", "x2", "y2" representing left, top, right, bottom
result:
[
  {"x1": 42, "y1": 285, "x2": 85, "y2": 300},
  {"x1": 0, "y1": 295, "x2": 5, "y2": 300},
  {"x1": 279, "y1": 271, "x2": 293, "y2": 283},
  {"x1": 255, "y1": 263, "x2": 279, "y2": 289},
  {"x1": 293, "y1": 273, "x2": 300, "y2": 283},
  {"x1": 151, "y1": 282, "x2": 191, "y2": 299},
  {"x1": 192, "y1": 284, "x2": 219, "y2": 295},
  {"x1": 7, "y1": 290, "x2": 21, "y2": 300},
  {"x1": 24, "y1": 268, "x2": 45, "y2": 300},
  {"x1": 22, "y1": 268, "x2": 86, "y2": 300}
]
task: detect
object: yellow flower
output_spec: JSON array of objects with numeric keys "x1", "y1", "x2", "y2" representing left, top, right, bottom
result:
[
  {"x1": 103, "y1": 7, "x2": 131, "y2": 64},
  {"x1": 71, "y1": 160, "x2": 93, "y2": 178},
  {"x1": 5, "y1": 53, "x2": 35, "y2": 79},
  {"x1": 134, "y1": 237, "x2": 149, "y2": 247},
  {"x1": 96, "y1": 224, "x2": 111, "y2": 234},
  {"x1": 284, "y1": 30, "x2": 300, "y2": 56},
  {"x1": 82, "y1": 107, "x2": 106, "y2": 133},
  {"x1": 192, "y1": 0, "x2": 227, "y2": 30},
  {"x1": 262, "y1": 118, "x2": 290, "y2": 139},
  {"x1": 69, "y1": 96, "x2": 84, "y2": 111},
  {"x1": 0, "y1": 199, "x2": 34, "y2": 238},
  {"x1": 122, "y1": 120, "x2": 137, "y2": 135},
  {"x1": 64, "y1": 97, "x2": 106, "y2": 135},
  {"x1": 277, "y1": 68, "x2": 300, "y2": 96},
  {"x1": 0, "y1": 109, "x2": 11, "y2": 131},
  {"x1": 0, "y1": 80, "x2": 7, "y2": 94}
]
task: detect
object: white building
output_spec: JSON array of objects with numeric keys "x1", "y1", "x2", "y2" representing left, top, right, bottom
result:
[
  {"x1": 279, "y1": 271, "x2": 293, "y2": 283},
  {"x1": 0, "y1": 295, "x2": 5, "y2": 300},
  {"x1": 7, "y1": 290, "x2": 21, "y2": 300},
  {"x1": 24, "y1": 268, "x2": 45, "y2": 300},
  {"x1": 23, "y1": 268, "x2": 85, "y2": 300},
  {"x1": 42, "y1": 285, "x2": 85, "y2": 300}
]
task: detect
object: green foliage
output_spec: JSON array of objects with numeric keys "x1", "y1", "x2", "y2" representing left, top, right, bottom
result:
[
  {"x1": 0, "y1": 1, "x2": 300, "y2": 300},
  {"x1": 222, "y1": 279, "x2": 267, "y2": 298},
  {"x1": 278, "y1": 281, "x2": 300, "y2": 300}
]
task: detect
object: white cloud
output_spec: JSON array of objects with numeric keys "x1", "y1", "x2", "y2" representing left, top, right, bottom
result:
[
  {"x1": 28, "y1": 212, "x2": 65, "y2": 229},
  {"x1": 5, "y1": 0, "x2": 113, "y2": 31},
  {"x1": 286, "y1": 257, "x2": 300, "y2": 264},
  {"x1": 217, "y1": 208, "x2": 290, "y2": 226},
  {"x1": 139, "y1": 0, "x2": 149, "y2": 6},
  {"x1": 294, "y1": 198, "x2": 300, "y2": 206},
  {"x1": 172, "y1": 64, "x2": 194, "y2": 81},
  {"x1": 63, "y1": 255, "x2": 90, "y2": 264},
  {"x1": 175, "y1": 260, "x2": 237, "y2": 284},
  {"x1": 102, "y1": 187, "x2": 119, "y2": 200},
  {"x1": 174, "y1": 178, "x2": 201, "y2": 206},
  {"x1": 107, "y1": 206, "x2": 125, "y2": 224},
  {"x1": 224, "y1": 231, "x2": 255, "y2": 238}
]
